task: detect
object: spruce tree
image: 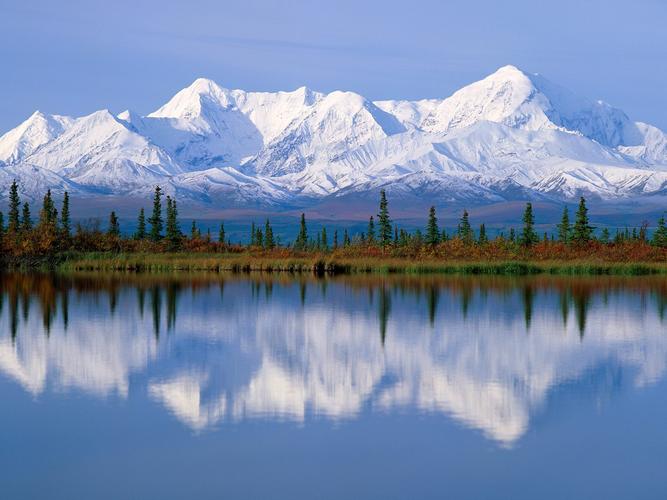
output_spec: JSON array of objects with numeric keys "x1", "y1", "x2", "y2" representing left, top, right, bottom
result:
[
  {"x1": 0, "y1": 211, "x2": 4, "y2": 239},
  {"x1": 8, "y1": 180, "x2": 20, "y2": 235},
  {"x1": 295, "y1": 213, "x2": 308, "y2": 250},
  {"x1": 60, "y1": 191, "x2": 71, "y2": 240},
  {"x1": 520, "y1": 202, "x2": 538, "y2": 247},
  {"x1": 394, "y1": 225, "x2": 399, "y2": 245},
  {"x1": 191, "y1": 219, "x2": 200, "y2": 240},
  {"x1": 255, "y1": 228, "x2": 264, "y2": 248},
  {"x1": 600, "y1": 227, "x2": 611, "y2": 244},
  {"x1": 165, "y1": 197, "x2": 181, "y2": 247},
  {"x1": 148, "y1": 186, "x2": 164, "y2": 242},
  {"x1": 249, "y1": 221, "x2": 256, "y2": 246},
  {"x1": 264, "y1": 219, "x2": 275, "y2": 249},
  {"x1": 367, "y1": 216, "x2": 376, "y2": 245},
  {"x1": 509, "y1": 228, "x2": 516, "y2": 243},
  {"x1": 557, "y1": 206, "x2": 571, "y2": 243},
  {"x1": 478, "y1": 223, "x2": 488, "y2": 245},
  {"x1": 21, "y1": 202, "x2": 32, "y2": 232},
  {"x1": 135, "y1": 208, "x2": 147, "y2": 240},
  {"x1": 571, "y1": 197, "x2": 594, "y2": 245},
  {"x1": 399, "y1": 229, "x2": 408, "y2": 247},
  {"x1": 426, "y1": 206, "x2": 439, "y2": 246},
  {"x1": 377, "y1": 189, "x2": 392, "y2": 247},
  {"x1": 333, "y1": 230, "x2": 338, "y2": 249},
  {"x1": 321, "y1": 227, "x2": 328, "y2": 250},
  {"x1": 218, "y1": 223, "x2": 225, "y2": 245},
  {"x1": 39, "y1": 189, "x2": 58, "y2": 228},
  {"x1": 343, "y1": 229, "x2": 350, "y2": 247},
  {"x1": 458, "y1": 209, "x2": 473, "y2": 244},
  {"x1": 108, "y1": 211, "x2": 121, "y2": 237},
  {"x1": 652, "y1": 216, "x2": 667, "y2": 247}
]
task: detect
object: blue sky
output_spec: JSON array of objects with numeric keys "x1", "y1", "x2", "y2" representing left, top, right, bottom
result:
[{"x1": 1, "y1": 0, "x2": 666, "y2": 132}]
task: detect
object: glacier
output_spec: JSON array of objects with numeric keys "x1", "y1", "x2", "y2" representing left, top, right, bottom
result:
[{"x1": 1, "y1": 65, "x2": 667, "y2": 211}]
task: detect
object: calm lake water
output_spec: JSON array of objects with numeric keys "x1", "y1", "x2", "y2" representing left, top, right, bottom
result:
[{"x1": 1, "y1": 273, "x2": 666, "y2": 499}]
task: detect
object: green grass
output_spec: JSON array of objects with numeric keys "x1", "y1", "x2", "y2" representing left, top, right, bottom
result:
[{"x1": 53, "y1": 252, "x2": 667, "y2": 276}]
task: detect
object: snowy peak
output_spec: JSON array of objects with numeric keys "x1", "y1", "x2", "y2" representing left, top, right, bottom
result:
[
  {"x1": 2, "y1": 66, "x2": 667, "y2": 207},
  {"x1": 414, "y1": 65, "x2": 640, "y2": 149},
  {"x1": 22, "y1": 109, "x2": 183, "y2": 191},
  {"x1": 149, "y1": 77, "x2": 235, "y2": 121},
  {"x1": 247, "y1": 90, "x2": 406, "y2": 177},
  {"x1": 0, "y1": 110, "x2": 74, "y2": 164},
  {"x1": 416, "y1": 65, "x2": 546, "y2": 132}
]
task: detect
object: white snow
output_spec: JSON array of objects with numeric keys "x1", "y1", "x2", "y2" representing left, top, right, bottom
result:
[{"x1": 2, "y1": 65, "x2": 667, "y2": 206}]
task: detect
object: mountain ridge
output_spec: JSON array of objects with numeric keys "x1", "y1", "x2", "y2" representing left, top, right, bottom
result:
[{"x1": 2, "y1": 65, "x2": 667, "y2": 210}]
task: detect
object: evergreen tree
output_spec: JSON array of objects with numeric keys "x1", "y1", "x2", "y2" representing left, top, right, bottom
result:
[
  {"x1": 478, "y1": 223, "x2": 488, "y2": 245},
  {"x1": 321, "y1": 227, "x2": 328, "y2": 250},
  {"x1": 218, "y1": 222, "x2": 225, "y2": 244},
  {"x1": 393, "y1": 225, "x2": 399, "y2": 245},
  {"x1": 343, "y1": 229, "x2": 350, "y2": 247},
  {"x1": 367, "y1": 216, "x2": 376, "y2": 245},
  {"x1": 108, "y1": 211, "x2": 121, "y2": 237},
  {"x1": 295, "y1": 213, "x2": 308, "y2": 250},
  {"x1": 509, "y1": 228, "x2": 516, "y2": 243},
  {"x1": 135, "y1": 208, "x2": 147, "y2": 240},
  {"x1": 255, "y1": 228, "x2": 264, "y2": 248},
  {"x1": 148, "y1": 186, "x2": 164, "y2": 242},
  {"x1": 426, "y1": 206, "x2": 440, "y2": 246},
  {"x1": 441, "y1": 229, "x2": 449, "y2": 242},
  {"x1": 377, "y1": 189, "x2": 392, "y2": 247},
  {"x1": 0, "y1": 211, "x2": 4, "y2": 239},
  {"x1": 399, "y1": 229, "x2": 410, "y2": 247},
  {"x1": 60, "y1": 192, "x2": 71, "y2": 240},
  {"x1": 413, "y1": 229, "x2": 424, "y2": 245},
  {"x1": 652, "y1": 216, "x2": 667, "y2": 247},
  {"x1": 8, "y1": 180, "x2": 21, "y2": 235},
  {"x1": 520, "y1": 202, "x2": 538, "y2": 247},
  {"x1": 600, "y1": 227, "x2": 611, "y2": 244},
  {"x1": 249, "y1": 221, "x2": 256, "y2": 246},
  {"x1": 165, "y1": 197, "x2": 181, "y2": 246},
  {"x1": 458, "y1": 209, "x2": 473, "y2": 244},
  {"x1": 333, "y1": 230, "x2": 338, "y2": 249},
  {"x1": 264, "y1": 219, "x2": 275, "y2": 249},
  {"x1": 40, "y1": 189, "x2": 58, "y2": 229},
  {"x1": 557, "y1": 206, "x2": 571, "y2": 243},
  {"x1": 191, "y1": 219, "x2": 200, "y2": 240},
  {"x1": 571, "y1": 197, "x2": 594, "y2": 245},
  {"x1": 21, "y1": 202, "x2": 32, "y2": 232}
]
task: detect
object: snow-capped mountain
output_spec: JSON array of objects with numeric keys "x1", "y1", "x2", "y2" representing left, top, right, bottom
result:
[{"x1": 2, "y1": 65, "x2": 667, "y2": 208}]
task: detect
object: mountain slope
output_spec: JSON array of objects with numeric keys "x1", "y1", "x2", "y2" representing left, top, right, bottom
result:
[
  {"x1": 0, "y1": 111, "x2": 73, "y2": 164},
  {"x1": 2, "y1": 66, "x2": 667, "y2": 209}
]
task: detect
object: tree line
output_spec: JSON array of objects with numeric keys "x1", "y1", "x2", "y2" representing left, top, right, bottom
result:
[{"x1": 2, "y1": 181, "x2": 667, "y2": 265}]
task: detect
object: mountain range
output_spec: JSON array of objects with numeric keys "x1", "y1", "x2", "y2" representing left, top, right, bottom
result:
[{"x1": 2, "y1": 65, "x2": 667, "y2": 215}]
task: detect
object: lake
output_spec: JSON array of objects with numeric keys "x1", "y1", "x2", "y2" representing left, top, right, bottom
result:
[{"x1": 1, "y1": 272, "x2": 666, "y2": 499}]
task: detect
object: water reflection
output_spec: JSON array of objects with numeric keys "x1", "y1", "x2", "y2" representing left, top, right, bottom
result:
[{"x1": 1, "y1": 273, "x2": 667, "y2": 446}]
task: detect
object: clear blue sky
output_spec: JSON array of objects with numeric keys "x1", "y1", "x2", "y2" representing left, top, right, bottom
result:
[{"x1": 1, "y1": 0, "x2": 666, "y2": 132}]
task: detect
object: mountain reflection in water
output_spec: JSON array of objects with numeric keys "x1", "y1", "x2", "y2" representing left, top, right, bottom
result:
[{"x1": 1, "y1": 273, "x2": 666, "y2": 446}]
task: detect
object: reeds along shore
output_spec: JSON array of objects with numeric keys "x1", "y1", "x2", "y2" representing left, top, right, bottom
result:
[{"x1": 2, "y1": 182, "x2": 667, "y2": 274}]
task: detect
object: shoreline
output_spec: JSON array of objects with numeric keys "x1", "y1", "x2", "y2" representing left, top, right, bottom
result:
[{"x1": 40, "y1": 252, "x2": 667, "y2": 276}]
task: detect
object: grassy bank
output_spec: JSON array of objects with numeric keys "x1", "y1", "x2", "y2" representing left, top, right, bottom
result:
[{"x1": 55, "y1": 252, "x2": 667, "y2": 276}]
